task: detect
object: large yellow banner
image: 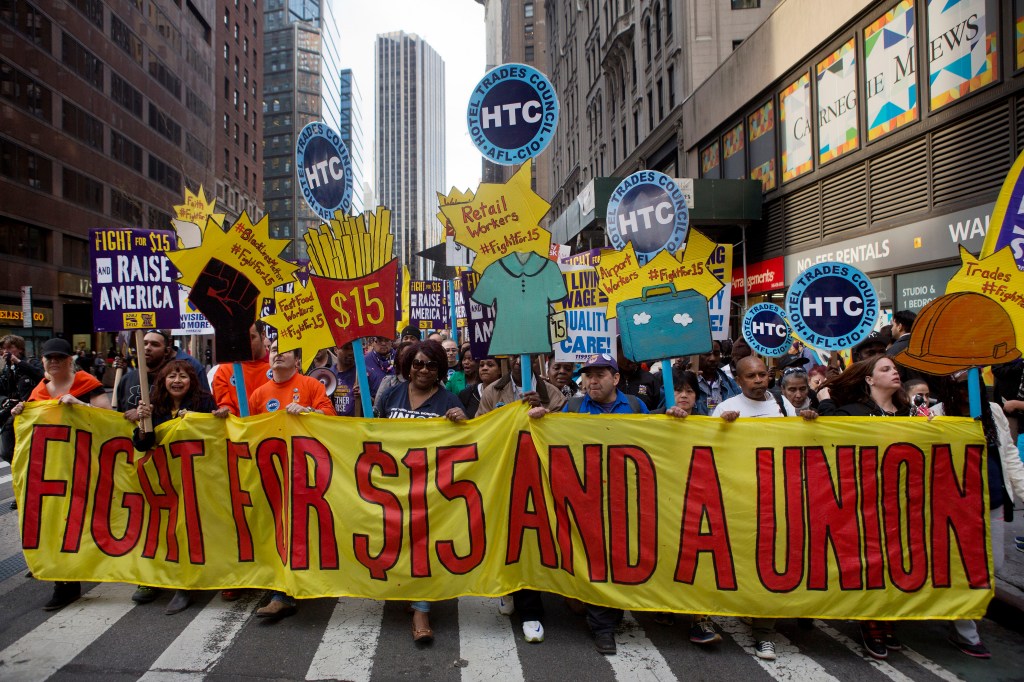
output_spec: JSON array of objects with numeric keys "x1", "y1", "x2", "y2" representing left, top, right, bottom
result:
[{"x1": 13, "y1": 402, "x2": 992, "y2": 620}]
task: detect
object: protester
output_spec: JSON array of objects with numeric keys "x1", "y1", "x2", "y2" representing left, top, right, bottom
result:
[
  {"x1": 459, "y1": 354, "x2": 501, "y2": 418},
  {"x1": 376, "y1": 339, "x2": 467, "y2": 642},
  {"x1": 713, "y1": 356, "x2": 816, "y2": 660},
  {"x1": 400, "y1": 325, "x2": 421, "y2": 343},
  {"x1": 816, "y1": 355, "x2": 907, "y2": 658},
  {"x1": 887, "y1": 311, "x2": 923, "y2": 382},
  {"x1": 133, "y1": 359, "x2": 224, "y2": 615},
  {"x1": 247, "y1": 342, "x2": 333, "y2": 621},
  {"x1": 441, "y1": 338, "x2": 460, "y2": 382},
  {"x1": 696, "y1": 340, "x2": 740, "y2": 415},
  {"x1": 807, "y1": 364, "x2": 828, "y2": 391},
  {"x1": 851, "y1": 333, "x2": 887, "y2": 363},
  {"x1": 544, "y1": 355, "x2": 581, "y2": 398},
  {"x1": 992, "y1": 358, "x2": 1024, "y2": 440},
  {"x1": 330, "y1": 342, "x2": 360, "y2": 417},
  {"x1": 445, "y1": 344, "x2": 478, "y2": 395},
  {"x1": 933, "y1": 371, "x2": 1024, "y2": 658},
  {"x1": 211, "y1": 322, "x2": 270, "y2": 417},
  {"x1": 373, "y1": 341, "x2": 414, "y2": 417},
  {"x1": 774, "y1": 365, "x2": 818, "y2": 415},
  {"x1": 904, "y1": 378, "x2": 933, "y2": 417},
  {"x1": 115, "y1": 330, "x2": 177, "y2": 418},
  {"x1": 364, "y1": 335, "x2": 396, "y2": 400},
  {"x1": 617, "y1": 343, "x2": 662, "y2": 410},
  {"x1": 311, "y1": 348, "x2": 334, "y2": 369},
  {"x1": 11, "y1": 337, "x2": 111, "y2": 610},
  {"x1": 724, "y1": 338, "x2": 753, "y2": 379},
  {"x1": 0, "y1": 335, "x2": 44, "y2": 475}
]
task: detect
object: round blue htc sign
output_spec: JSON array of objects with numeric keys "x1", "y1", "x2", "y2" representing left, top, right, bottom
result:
[
  {"x1": 605, "y1": 170, "x2": 689, "y2": 264},
  {"x1": 467, "y1": 63, "x2": 559, "y2": 164},
  {"x1": 296, "y1": 122, "x2": 352, "y2": 222},
  {"x1": 742, "y1": 303, "x2": 791, "y2": 357},
  {"x1": 785, "y1": 263, "x2": 879, "y2": 351}
]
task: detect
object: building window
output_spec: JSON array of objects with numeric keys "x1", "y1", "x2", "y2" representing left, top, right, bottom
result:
[
  {"x1": 148, "y1": 103, "x2": 182, "y2": 145},
  {"x1": 110, "y1": 73, "x2": 142, "y2": 118},
  {"x1": 668, "y1": 65, "x2": 676, "y2": 107},
  {"x1": 61, "y1": 33, "x2": 104, "y2": 90},
  {"x1": 111, "y1": 15, "x2": 143, "y2": 64},
  {"x1": 656, "y1": 79, "x2": 663, "y2": 120},
  {"x1": 224, "y1": 43, "x2": 229, "y2": 61},
  {"x1": 0, "y1": 60, "x2": 51, "y2": 120},
  {"x1": 1, "y1": 1, "x2": 53, "y2": 52},
  {"x1": 148, "y1": 56, "x2": 181, "y2": 99},
  {"x1": 148, "y1": 207, "x2": 172, "y2": 231},
  {"x1": 645, "y1": 19, "x2": 652, "y2": 63},
  {"x1": 62, "y1": 100, "x2": 103, "y2": 150},
  {"x1": 62, "y1": 234, "x2": 89, "y2": 269},
  {"x1": 63, "y1": 167, "x2": 104, "y2": 211},
  {"x1": 0, "y1": 217, "x2": 49, "y2": 261},
  {"x1": 647, "y1": 90, "x2": 654, "y2": 130},
  {"x1": 0, "y1": 137, "x2": 52, "y2": 192},
  {"x1": 654, "y1": 3, "x2": 661, "y2": 50},
  {"x1": 110, "y1": 132, "x2": 142, "y2": 171},
  {"x1": 111, "y1": 189, "x2": 142, "y2": 226},
  {"x1": 148, "y1": 155, "x2": 181, "y2": 192},
  {"x1": 69, "y1": 0, "x2": 103, "y2": 28},
  {"x1": 524, "y1": 44, "x2": 534, "y2": 62},
  {"x1": 524, "y1": 2, "x2": 533, "y2": 18},
  {"x1": 731, "y1": 0, "x2": 760, "y2": 8},
  {"x1": 666, "y1": 2, "x2": 673, "y2": 37}
]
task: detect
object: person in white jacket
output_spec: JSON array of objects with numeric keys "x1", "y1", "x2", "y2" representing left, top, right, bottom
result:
[{"x1": 932, "y1": 370, "x2": 1024, "y2": 658}]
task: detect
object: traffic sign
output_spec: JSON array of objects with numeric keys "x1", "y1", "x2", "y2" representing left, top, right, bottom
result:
[
  {"x1": 467, "y1": 63, "x2": 559, "y2": 164},
  {"x1": 785, "y1": 263, "x2": 878, "y2": 351},
  {"x1": 605, "y1": 171, "x2": 689, "y2": 264},
  {"x1": 296, "y1": 121, "x2": 352, "y2": 222},
  {"x1": 741, "y1": 303, "x2": 791, "y2": 357}
]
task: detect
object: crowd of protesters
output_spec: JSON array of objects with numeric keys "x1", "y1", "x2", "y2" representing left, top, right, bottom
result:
[{"x1": 4, "y1": 307, "x2": 1023, "y2": 662}]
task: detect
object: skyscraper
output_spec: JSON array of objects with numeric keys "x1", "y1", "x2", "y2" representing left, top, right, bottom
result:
[
  {"x1": 339, "y1": 68, "x2": 365, "y2": 211},
  {"x1": 262, "y1": 0, "x2": 342, "y2": 262},
  {"x1": 375, "y1": 31, "x2": 445, "y2": 280}
]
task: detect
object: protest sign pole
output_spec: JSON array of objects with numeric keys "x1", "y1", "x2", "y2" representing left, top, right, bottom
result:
[
  {"x1": 111, "y1": 364, "x2": 124, "y2": 409},
  {"x1": 135, "y1": 330, "x2": 153, "y2": 433},
  {"x1": 521, "y1": 354, "x2": 531, "y2": 392},
  {"x1": 352, "y1": 338, "x2": 374, "y2": 417},
  {"x1": 449, "y1": 279, "x2": 458, "y2": 344},
  {"x1": 233, "y1": 363, "x2": 250, "y2": 417},
  {"x1": 968, "y1": 367, "x2": 982, "y2": 419},
  {"x1": 662, "y1": 359, "x2": 676, "y2": 408}
]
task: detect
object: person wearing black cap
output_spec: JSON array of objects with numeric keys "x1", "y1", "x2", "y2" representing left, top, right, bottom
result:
[
  {"x1": 852, "y1": 332, "x2": 888, "y2": 363},
  {"x1": 11, "y1": 337, "x2": 111, "y2": 611},
  {"x1": 400, "y1": 325, "x2": 421, "y2": 343}
]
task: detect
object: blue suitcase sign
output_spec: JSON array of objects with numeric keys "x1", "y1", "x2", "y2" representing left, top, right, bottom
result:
[{"x1": 618, "y1": 284, "x2": 713, "y2": 362}]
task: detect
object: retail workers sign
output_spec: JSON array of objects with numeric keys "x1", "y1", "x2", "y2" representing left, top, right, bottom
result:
[{"x1": 14, "y1": 402, "x2": 992, "y2": 620}]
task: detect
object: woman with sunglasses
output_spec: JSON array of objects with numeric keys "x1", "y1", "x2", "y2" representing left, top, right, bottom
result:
[
  {"x1": 11, "y1": 338, "x2": 111, "y2": 611},
  {"x1": 376, "y1": 340, "x2": 467, "y2": 643}
]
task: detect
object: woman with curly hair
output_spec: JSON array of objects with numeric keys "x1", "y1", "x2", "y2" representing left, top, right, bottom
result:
[
  {"x1": 376, "y1": 340, "x2": 467, "y2": 643},
  {"x1": 133, "y1": 359, "x2": 223, "y2": 614}
]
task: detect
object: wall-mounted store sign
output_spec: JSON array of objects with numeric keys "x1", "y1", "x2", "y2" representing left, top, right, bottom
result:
[
  {"x1": 0, "y1": 304, "x2": 53, "y2": 327},
  {"x1": 785, "y1": 203, "x2": 993, "y2": 279},
  {"x1": 732, "y1": 256, "x2": 785, "y2": 296}
]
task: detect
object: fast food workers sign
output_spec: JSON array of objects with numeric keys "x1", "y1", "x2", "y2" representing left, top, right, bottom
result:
[
  {"x1": 296, "y1": 121, "x2": 352, "y2": 222},
  {"x1": 467, "y1": 63, "x2": 559, "y2": 164},
  {"x1": 785, "y1": 263, "x2": 879, "y2": 351}
]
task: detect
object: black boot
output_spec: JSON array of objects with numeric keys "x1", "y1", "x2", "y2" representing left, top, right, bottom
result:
[{"x1": 43, "y1": 581, "x2": 81, "y2": 611}]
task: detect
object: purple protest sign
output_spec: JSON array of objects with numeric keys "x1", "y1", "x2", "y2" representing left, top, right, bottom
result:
[
  {"x1": 462, "y1": 271, "x2": 495, "y2": 359},
  {"x1": 90, "y1": 228, "x2": 181, "y2": 332},
  {"x1": 452, "y1": 277, "x2": 468, "y2": 338},
  {"x1": 409, "y1": 280, "x2": 449, "y2": 331}
]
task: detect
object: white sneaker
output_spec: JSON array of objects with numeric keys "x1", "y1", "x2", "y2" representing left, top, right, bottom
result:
[
  {"x1": 755, "y1": 640, "x2": 777, "y2": 661},
  {"x1": 497, "y1": 596, "x2": 515, "y2": 616},
  {"x1": 523, "y1": 620, "x2": 544, "y2": 643}
]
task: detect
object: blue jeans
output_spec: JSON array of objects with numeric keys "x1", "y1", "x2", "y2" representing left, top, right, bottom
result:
[{"x1": 411, "y1": 600, "x2": 430, "y2": 613}]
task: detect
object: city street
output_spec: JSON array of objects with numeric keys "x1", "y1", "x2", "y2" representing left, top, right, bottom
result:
[{"x1": 2, "y1": 467, "x2": 1024, "y2": 682}]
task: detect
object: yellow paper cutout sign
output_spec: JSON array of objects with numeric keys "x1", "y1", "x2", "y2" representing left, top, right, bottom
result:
[
  {"x1": 302, "y1": 207, "x2": 394, "y2": 280},
  {"x1": 945, "y1": 246, "x2": 1024, "y2": 348},
  {"x1": 263, "y1": 281, "x2": 335, "y2": 369},
  {"x1": 437, "y1": 187, "x2": 475, "y2": 236},
  {"x1": 441, "y1": 160, "x2": 552, "y2": 273},
  {"x1": 174, "y1": 186, "x2": 224, "y2": 232},
  {"x1": 168, "y1": 212, "x2": 299, "y2": 303},
  {"x1": 598, "y1": 242, "x2": 724, "y2": 319}
]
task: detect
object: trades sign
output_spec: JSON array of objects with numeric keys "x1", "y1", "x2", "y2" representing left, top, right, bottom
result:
[
  {"x1": 605, "y1": 171, "x2": 689, "y2": 264},
  {"x1": 785, "y1": 263, "x2": 878, "y2": 351},
  {"x1": 467, "y1": 63, "x2": 559, "y2": 164},
  {"x1": 296, "y1": 121, "x2": 352, "y2": 222},
  {"x1": 742, "y1": 303, "x2": 791, "y2": 357},
  {"x1": 90, "y1": 228, "x2": 181, "y2": 332}
]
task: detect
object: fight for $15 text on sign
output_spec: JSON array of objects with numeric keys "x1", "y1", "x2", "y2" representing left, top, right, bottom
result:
[{"x1": 90, "y1": 228, "x2": 181, "y2": 331}]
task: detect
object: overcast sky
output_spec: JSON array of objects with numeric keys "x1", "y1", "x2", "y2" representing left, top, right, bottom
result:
[{"x1": 336, "y1": 0, "x2": 487, "y2": 194}]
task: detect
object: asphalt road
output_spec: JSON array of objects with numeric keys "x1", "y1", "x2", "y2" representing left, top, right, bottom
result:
[{"x1": 2, "y1": 466, "x2": 1024, "y2": 682}]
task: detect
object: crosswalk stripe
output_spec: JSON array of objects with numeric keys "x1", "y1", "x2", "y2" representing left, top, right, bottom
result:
[
  {"x1": 0, "y1": 474, "x2": 11, "y2": 485},
  {"x1": 608, "y1": 612, "x2": 677, "y2": 682},
  {"x1": 305, "y1": 598, "x2": 384, "y2": 682},
  {"x1": 899, "y1": 645, "x2": 966, "y2": 682},
  {"x1": 0, "y1": 582, "x2": 136, "y2": 681},
  {"x1": 457, "y1": 597, "x2": 524, "y2": 682},
  {"x1": 813, "y1": 620, "x2": 916, "y2": 682},
  {"x1": 717, "y1": 617, "x2": 842, "y2": 682},
  {"x1": 137, "y1": 591, "x2": 261, "y2": 681}
]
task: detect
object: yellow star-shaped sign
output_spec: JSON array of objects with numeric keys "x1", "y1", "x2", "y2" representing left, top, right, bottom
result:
[
  {"x1": 168, "y1": 211, "x2": 299, "y2": 305},
  {"x1": 598, "y1": 242, "x2": 724, "y2": 319},
  {"x1": 263, "y1": 281, "x2": 335, "y2": 371},
  {"x1": 946, "y1": 245, "x2": 1024, "y2": 348},
  {"x1": 174, "y1": 185, "x2": 224, "y2": 231},
  {"x1": 440, "y1": 160, "x2": 551, "y2": 273},
  {"x1": 437, "y1": 187, "x2": 475, "y2": 237}
]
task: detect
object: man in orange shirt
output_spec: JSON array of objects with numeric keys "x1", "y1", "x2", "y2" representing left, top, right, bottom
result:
[
  {"x1": 248, "y1": 340, "x2": 333, "y2": 621},
  {"x1": 211, "y1": 322, "x2": 271, "y2": 416}
]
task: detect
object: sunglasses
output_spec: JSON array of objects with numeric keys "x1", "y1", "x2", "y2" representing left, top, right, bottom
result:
[
  {"x1": 782, "y1": 367, "x2": 807, "y2": 376},
  {"x1": 412, "y1": 359, "x2": 439, "y2": 371}
]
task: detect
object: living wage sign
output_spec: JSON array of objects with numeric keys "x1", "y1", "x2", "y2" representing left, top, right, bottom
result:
[{"x1": 14, "y1": 402, "x2": 993, "y2": 620}]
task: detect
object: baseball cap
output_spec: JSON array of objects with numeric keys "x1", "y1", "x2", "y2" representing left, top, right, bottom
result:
[
  {"x1": 41, "y1": 338, "x2": 73, "y2": 358},
  {"x1": 581, "y1": 353, "x2": 619, "y2": 373}
]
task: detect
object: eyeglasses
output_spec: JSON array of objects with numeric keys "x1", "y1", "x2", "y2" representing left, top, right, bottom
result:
[{"x1": 412, "y1": 359, "x2": 439, "y2": 371}]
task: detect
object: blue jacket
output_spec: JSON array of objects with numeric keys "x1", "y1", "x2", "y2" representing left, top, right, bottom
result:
[
  {"x1": 563, "y1": 389, "x2": 649, "y2": 415},
  {"x1": 695, "y1": 369, "x2": 740, "y2": 416}
]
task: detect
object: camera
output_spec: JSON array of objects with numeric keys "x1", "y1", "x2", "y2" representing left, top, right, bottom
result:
[
  {"x1": 0, "y1": 397, "x2": 19, "y2": 424},
  {"x1": 912, "y1": 394, "x2": 926, "y2": 407}
]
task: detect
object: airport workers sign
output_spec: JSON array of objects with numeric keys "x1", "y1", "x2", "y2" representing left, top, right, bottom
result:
[
  {"x1": 467, "y1": 63, "x2": 559, "y2": 164},
  {"x1": 742, "y1": 303, "x2": 791, "y2": 357},
  {"x1": 785, "y1": 262, "x2": 879, "y2": 351},
  {"x1": 605, "y1": 171, "x2": 690, "y2": 265},
  {"x1": 296, "y1": 122, "x2": 352, "y2": 222}
]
